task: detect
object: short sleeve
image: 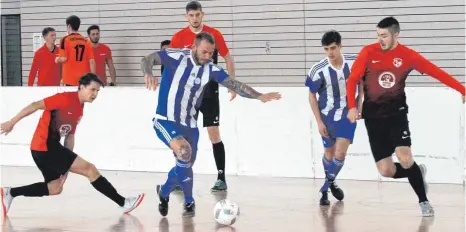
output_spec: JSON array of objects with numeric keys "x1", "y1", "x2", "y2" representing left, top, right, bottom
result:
[
  {"x1": 305, "y1": 65, "x2": 323, "y2": 93},
  {"x1": 58, "y1": 37, "x2": 66, "y2": 57},
  {"x1": 211, "y1": 64, "x2": 230, "y2": 83},
  {"x1": 169, "y1": 32, "x2": 183, "y2": 48},
  {"x1": 43, "y1": 93, "x2": 69, "y2": 110},
  {"x1": 106, "y1": 46, "x2": 113, "y2": 61},
  {"x1": 212, "y1": 29, "x2": 229, "y2": 57}
]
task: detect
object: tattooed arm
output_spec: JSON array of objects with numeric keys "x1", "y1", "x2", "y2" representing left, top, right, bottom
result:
[
  {"x1": 140, "y1": 52, "x2": 163, "y2": 76},
  {"x1": 219, "y1": 78, "x2": 262, "y2": 99}
]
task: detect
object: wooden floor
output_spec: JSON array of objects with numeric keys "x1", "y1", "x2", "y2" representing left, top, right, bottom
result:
[{"x1": 0, "y1": 166, "x2": 463, "y2": 232}]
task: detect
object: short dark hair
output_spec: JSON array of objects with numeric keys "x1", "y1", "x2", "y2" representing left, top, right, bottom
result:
[
  {"x1": 78, "y1": 73, "x2": 104, "y2": 89},
  {"x1": 194, "y1": 32, "x2": 215, "y2": 47},
  {"x1": 321, "y1": 30, "x2": 342, "y2": 46},
  {"x1": 186, "y1": 1, "x2": 202, "y2": 12},
  {"x1": 377, "y1": 16, "x2": 400, "y2": 34},
  {"x1": 87, "y1": 25, "x2": 100, "y2": 35},
  {"x1": 42, "y1": 27, "x2": 55, "y2": 37},
  {"x1": 66, "y1": 15, "x2": 81, "y2": 31},
  {"x1": 160, "y1": 40, "x2": 171, "y2": 48}
]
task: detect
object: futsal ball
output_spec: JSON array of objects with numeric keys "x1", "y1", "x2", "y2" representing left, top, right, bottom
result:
[{"x1": 213, "y1": 199, "x2": 240, "y2": 226}]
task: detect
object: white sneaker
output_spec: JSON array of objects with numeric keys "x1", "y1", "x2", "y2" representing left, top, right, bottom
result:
[
  {"x1": 1, "y1": 187, "x2": 14, "y2": 216},
  {"x1": 419, "y1": 164, "x2": 429, "y2": 194},
  {"x1": 121, "y1": 193, "x2": 145, "y2": 214}
]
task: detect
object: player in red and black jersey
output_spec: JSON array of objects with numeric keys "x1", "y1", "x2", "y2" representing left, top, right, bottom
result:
[
  {"x1": 346, "y1": 17, "x2": 465, "y2": 217},
  {"x1": 0, "y1": 73, "x2": 144, "y2": 216}
]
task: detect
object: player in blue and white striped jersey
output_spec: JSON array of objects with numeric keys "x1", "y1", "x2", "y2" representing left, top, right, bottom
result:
[
  {"x1": 141, "y1": 32, "x2": 281, "y2": 217},
  {"x1": 305, "y1": 30, "x2": 364, "y2": 206}
]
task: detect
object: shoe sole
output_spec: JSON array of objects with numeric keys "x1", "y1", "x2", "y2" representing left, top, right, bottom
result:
[
  {"x1": 124, "y1": 193, "x2": 145, "y2": 215},
  {"x1": 1, "y1": 188, "x2": 6, "y2": 216}
]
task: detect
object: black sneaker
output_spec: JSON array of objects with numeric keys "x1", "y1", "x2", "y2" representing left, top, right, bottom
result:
[
  {"x1": 329, "y1": 182, "x2": 344, "y2": 201},
  {"x1": 182, "y1": 201, "x2": 196, "y2": 218},
  {"x1": 319, "y1": 190, "x2": 330, "y2": 206},
  {"x1": 156, "y1": 185, "x2": 169, "y2": 216}
]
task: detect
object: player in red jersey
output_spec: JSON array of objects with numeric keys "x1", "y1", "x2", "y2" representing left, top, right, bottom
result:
[
  {"x1": 0, "y1": 73, "x2": 144, "y2": 216},
  {"x1": 169, "y1": 1, "x2": 237, "y2": 192},
  {"x1": 346, "y1": 17, "x2": 465, "y2": 217}
]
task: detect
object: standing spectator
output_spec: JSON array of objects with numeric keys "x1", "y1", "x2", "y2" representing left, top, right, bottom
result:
[
  {"x1": 87, "y1": 25, "x2": 116, "y2": 86},
  {"x1": 28, "y1": 27, "x2": 61, "y2": 86}
]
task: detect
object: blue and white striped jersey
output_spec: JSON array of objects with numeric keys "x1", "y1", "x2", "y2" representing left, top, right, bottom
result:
[
  {"x1": 156, "y1": 48, "x2": 229, "y2": 128},
  {"x1": 305, "y1": 54, "x2": 358, "y2": 121}
]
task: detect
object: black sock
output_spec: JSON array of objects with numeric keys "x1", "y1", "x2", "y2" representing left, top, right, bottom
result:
[
  {"x1": 91, "y1": 176, "x2": 125, "y2": 207},
  {"x1": 10, "y1": 182, "x2": 49, "y2": 197},
  {"x1": 213, "y1": 141, "x2": 226, "y2": 182},
  {"x1": 407, "y1": 162, "x2": 428, "y2": 203},
  {"x1": 392, "y1": 163, "x2": 410, "y2": 179}
]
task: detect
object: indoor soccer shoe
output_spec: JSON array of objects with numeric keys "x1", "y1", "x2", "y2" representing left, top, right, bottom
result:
[
  {"x1": 210, "y1": 180, "x2": 227, "y2": 192},
  {"x1": 329, "y1": 182, "x2": 344, "y2": 201},
  {"x1": 122, "y1": 193, "x2": 145, "y2": 214},
  {"x1": 419, "y1": 201, "x2": 434, "y2": 217},
  {"x1": 182, "y1": 201, "x2": 196, "y2": 218},
  {"x1": 156, "y1": 185, "x2": 169, "y2": 217},
  {"x1": 1, "y1": 187, "x2": 14, "y2": 216},
  {"x1": 319, "y1": 190, "x2": 330, "y2": 206}
]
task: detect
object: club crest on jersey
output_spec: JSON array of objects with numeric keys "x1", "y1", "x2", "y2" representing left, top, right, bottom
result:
[
  {"x1": 59, "y1": 124, "x2": 72, "y2": 137},
  {"x1": 378, "y1": 72, "x2": 396, "y2": 89},
  {"x1": 393, "y1": 58, "x2": 403, "y2": 68}
]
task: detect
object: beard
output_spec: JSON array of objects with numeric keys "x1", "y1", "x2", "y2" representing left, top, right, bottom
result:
[{"x1": 91, "y1": 38, "x2": 99, "y2": 44}]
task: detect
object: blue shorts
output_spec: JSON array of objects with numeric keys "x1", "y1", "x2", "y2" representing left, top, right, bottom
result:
[
  {"x1": 152, "y1": 118, "x2": 199, "y2": 164},
  {"x1": 320, "y1": 114, "x2": 356, "y2": 148}
]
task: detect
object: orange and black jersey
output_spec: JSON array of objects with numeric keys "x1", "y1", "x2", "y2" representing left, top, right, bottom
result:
[
  {"x1": 30, "y1": 92, "x2": 83, "y2": 151},
  {"x1": 59, "y1": 33, "x2": 94, "y2": 86}
]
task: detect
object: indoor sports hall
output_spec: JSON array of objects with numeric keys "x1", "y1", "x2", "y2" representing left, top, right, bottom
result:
[{"x1": 0, "y1": 0, "x2": 464, "y2": 231}]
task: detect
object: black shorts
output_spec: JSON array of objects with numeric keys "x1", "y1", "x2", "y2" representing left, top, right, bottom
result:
[
  {"x1": 199, "y1": 81, "x2": 220, "y2": 127},
  {"x1": 364, "y1": 113, "x2": 412, "y2": 162},
  {"x1": 31, "y1": 143, "x2": 78, "y2": 183}
]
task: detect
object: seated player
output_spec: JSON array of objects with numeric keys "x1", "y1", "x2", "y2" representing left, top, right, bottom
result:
[
  {"x1": 0, "y1": 73, "x2": 144, "y2": 216},
  {"x1": 305, "y1": 30, "x2": 364, "y2": 205},
  {"x1": 140, "y1": 32, "x2": 281, "y2": 217}
]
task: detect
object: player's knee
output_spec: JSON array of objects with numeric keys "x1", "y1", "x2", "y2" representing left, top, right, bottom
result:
[
  {"x1": 85, "y1": 163, "x2": 100, "y2": 180},
  {"x1": 207, "y1": 126, "x2": 221, "y2": 143},
  {"x1": 176, "y1": 143, "x2": 192, "y2": 162},
  {"x1": 47, "y1": 181, "x2": 63, "y2": 195},
  {"x1": 334, "y1": 150, "x2": 346, "y2": 160},
  {"x1": 378, "y1": 166, "x2": 396, "y2": 177}
]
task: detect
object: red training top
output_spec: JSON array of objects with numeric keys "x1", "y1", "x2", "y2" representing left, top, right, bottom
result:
[{"x1": 31, "y1": 92, "x2": 83, "y2": 151}]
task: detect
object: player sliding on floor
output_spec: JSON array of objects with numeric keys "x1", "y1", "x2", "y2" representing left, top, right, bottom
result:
[
  {"x1": 140, "y1": 31, "x2": 281, "y2": 217},
  {"x1": 0, "y1": 73, "x2": 145, "y2": 216}
]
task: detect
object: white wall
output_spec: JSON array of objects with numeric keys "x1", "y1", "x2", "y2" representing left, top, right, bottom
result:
[{"x1": 0, "y1": 86, "x2": 464, "y2": 184}]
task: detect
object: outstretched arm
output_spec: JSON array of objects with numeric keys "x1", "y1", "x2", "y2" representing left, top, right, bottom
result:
[
  {"x1": 140, "y1": 52, "x2": 163, "y2": 76},
  {"x1": 0, "y1": 100, "x2": 45, "y2": 135},
  {"x1": 219, "y1": 77, "x2": 282, "y2": 102},
  {"x1": 219, "y1": 78, "x2": 261, "y2": 99}
]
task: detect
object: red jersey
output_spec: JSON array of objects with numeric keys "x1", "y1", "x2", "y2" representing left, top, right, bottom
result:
[
  {"x1": 91, "y1": 43, "x2": 112, "y2": 85},
  {"x1": 30, "y1": 92, "x2": 83, "y2": 151},
  {"x1": 27, "y1": 44, "x2": 61, "y2": 86},
  {"x1": 347, "y1": 43, "x2": 465, "y2": 118},
  {"x1": 169, "y1": 24, "x2": 229, "y2": 64}
]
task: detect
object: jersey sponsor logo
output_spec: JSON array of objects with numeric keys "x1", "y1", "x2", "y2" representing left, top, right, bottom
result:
[
  {"x1": 378, "y1": 72, "x2": 396, "y2": 89},
  {"x1": 393, "y1": 58, "x2": 403, "y2": 68},
  {"x1": 59, "y1": 124, "x2": 72, "y2": 137}
]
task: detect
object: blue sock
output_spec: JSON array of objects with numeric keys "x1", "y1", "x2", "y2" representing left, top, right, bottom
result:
[
  {"x1": 321, "y1": 156, "x2": 331, "y2": 192},
  {"x1": 176, "y1": 160, "x2": 194, "y2": 203},
  {"x1": 160, "y1": 167, "x2": 178, "y2": 198},
  {"x1": 321, "y1": 157, "x2": 345, "y2": 192}
]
